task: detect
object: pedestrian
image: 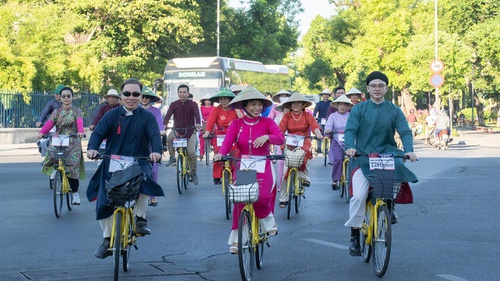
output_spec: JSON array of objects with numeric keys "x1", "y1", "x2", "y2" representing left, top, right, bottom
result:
[
  {"x1": 89, "y1": 89, "x2": 121, "y2": 130},
  {"x1": 213, "y1": 86, "x2": 285, "y2": 253},
  {"x1": 37, "y1": 86, "x2": 86, "y2": 205},
  {"x1": 163, "y1": 84, "x2": 202, "y2": 185},
  {"x1": 313, "y1": 89, "x2": 332, "y2": 153},
  {"x1": 199, "y1": 93, "x2": 215, "y2": 162},
  {"x1": 344, "y1": 71, "x2": 418, "y2": 256},
  {"x1": 86, "y1": 78, "x2": 164, "y2": 259}
]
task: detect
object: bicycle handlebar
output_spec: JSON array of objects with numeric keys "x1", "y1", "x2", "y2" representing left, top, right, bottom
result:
[
  {"x1": 214, "y1": 154, "x2": 285, "y2": 163},
  {"x1": 348, "y1": 153, "x2": 414, "y2": 161},
  {"x1": 90, "y1": 154, "x2": 159, "y2": 164}
]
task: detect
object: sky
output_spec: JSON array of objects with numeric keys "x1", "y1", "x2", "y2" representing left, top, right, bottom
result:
[{"x1": 228, "y1": 0, "x2": 336, "y2": 36}]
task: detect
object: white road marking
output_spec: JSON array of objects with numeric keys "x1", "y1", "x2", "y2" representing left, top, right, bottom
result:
[
  {"x1": 437, "y1": 274, "x2": 469, "y2": 281},
  {"x1": 303, "y1": 238, "x2": 349, "y2": 250}
]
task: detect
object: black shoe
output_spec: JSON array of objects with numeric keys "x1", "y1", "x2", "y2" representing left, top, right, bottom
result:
[
  {"x1": 349, "y1": 236, "x2": 361, "y2": 256},
  {"x1": 213, "y1": 178, "x2": 221, "y2": 185},
  {"x1": 391, "y1": 209, "x2": 398, "y2": 224},
  {"x1": 331, "y1": 183, "x2": 339, "y2": 190},
  {"x1": 136, "y1": 219, "x2": 151, "y2": 235},
  {"x1": 95, "y1": 238, "x2": 112, "y2": 259}
]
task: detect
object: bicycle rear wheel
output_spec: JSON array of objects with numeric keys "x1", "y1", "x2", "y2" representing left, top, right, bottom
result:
[
  {"x1": 123, "y1": 213, "x2": 133, "y2": 272},
  {"x1": 361, "y1": 204, "x2": 372, "y2": 263},
  {"x1": 176, "y1": 156, "x2": 184, "y2": 194},
  {"x1": 372, "y1": 205, "x2": 391, "y2": 277},
  {"x1": 255, "y1": 232, "x2": 265, "y2": 269},
  {"x1": 223, "y1": 170, "x2": 231, "y2": 220},
  {"x1": 53, "y1": 170, "x2": 63, "y2": 218},
  {"x1": 238, "y1": 210, "x2": 254, "y2": 281},
  {"x1": 323, "y1": 139, "x2": 329, "y2": 166},
  {"x1": 205, "y1": 138, "x2": 210, "y2": 165},
  {"x1": 66, "y1": 188, "x2": 73, "y2": 211},
  {"x1": 287, "y1": 170, "x2": 296, "y2": 220},
  {"x1": 343, "y1": 164, "x2": 351, "y2": 203},
  {"x1": 295, "y1": 182, "x2": 303, "y2": 214},
  {"x1": 113, "y1": 212, "x2": 123, "y2": 281}
]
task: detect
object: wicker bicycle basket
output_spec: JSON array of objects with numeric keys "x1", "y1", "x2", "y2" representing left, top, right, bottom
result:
[
  {"x1": 284, "y1": 148, "x2": 306, "y2": 168},
  {"x1": 229, "y1": 182, "x2": 260, "y2": 204},
  {"x1": 369, "y1": 170, "x2": 402, "y2": 200}
]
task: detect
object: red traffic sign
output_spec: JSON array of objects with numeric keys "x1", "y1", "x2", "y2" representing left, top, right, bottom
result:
[
  {"x1": 430, "y1": 59, "x2": 444, "y2": 73},
  {"x1": 430, "y1": 74, "x2": 444, "y2": 88}
]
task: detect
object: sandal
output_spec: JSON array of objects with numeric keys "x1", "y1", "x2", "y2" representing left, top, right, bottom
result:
[
  {"x1": 302, "y1": 180, "x2": 310, "y2": 187},
  {"x1": 229, "y1": 243, "x2": 238, "y2": 254},
  {"x1": 279, "y1": 202, "x2": 288, "y2": 208},
  {"x1": 267, "y1": 225, "x2": 278, "y2": 236}
]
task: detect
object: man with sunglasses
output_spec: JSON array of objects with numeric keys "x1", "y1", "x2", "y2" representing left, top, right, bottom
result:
[
  {"x1": 36, "y1": 85, "x2": 64, "y2": 128},
  {"x1": 86, "y1": 78, "x2": 164, "y2": 259},
  {"x1": 162, "y1": 84, "x2": 202, "y2": 185}
]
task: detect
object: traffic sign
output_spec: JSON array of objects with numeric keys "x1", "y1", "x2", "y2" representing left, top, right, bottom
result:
[
  {"x1": 429, "y1": 73, "x2": 444, "y2": 88},
  {"x1": 430, "y1": 59, "x2": 444, "y2": 73}
]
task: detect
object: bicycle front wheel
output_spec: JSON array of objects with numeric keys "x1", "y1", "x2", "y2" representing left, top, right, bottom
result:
[
  {"x1": 123, "y1": 213, "x2": 133, "y2": 272},
  {"x1": 223, "y1": 170, "x2": 231, "y2": 220},
  {"x1": 113, "y1": 212, "x2": 123, "y2": 281},
  {"x1": 323, "y1": 139, "x2": 329, "y2": 166},
  {"x1": 53, "y1": 170, "x2": 63, "y2": 218},
  {"x1": 205, "y1": 138, "x2": 210, "y2": 165},
  {"x1": 238, "y1": 210, "x2": 254, "y2": 281},
  {"x1": 343, "y1": 164, "x2": 351, "y2": 203},
  {"x1": 287, "y1": 170, "x2": 296, "y2": 220},
  {"x1": 176, "y1": 156, "x2": 184, "y2": 194},
  {"x1": 361, "y1": 205, "x2": 372, "y2": 263},
  {"x1": 372, "y1": 205, "x2": 392, "y2": 277}
]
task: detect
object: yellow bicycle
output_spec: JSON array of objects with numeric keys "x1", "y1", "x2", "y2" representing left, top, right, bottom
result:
[
  {"x1": 45, "y1": 134, "x2": 78, "y2": 218},
  {"x1": 226, "y1": 154, "x2": 284, "y2": 281},
  {"x1": 358, "y1": 153, "x2": 411, "y2": 277},
  {"x1": 338, "y1": 155, "x2": 351, "y2": 203},
  {"x1": 216, "y1": 155, "x2": 234, "y2": 220},
  {"x1": 171, "y1": 127, "x2": 195, "y2": 194},
  {"x1": 102, "y1": 156, "x2": 149, "y2": 281}
]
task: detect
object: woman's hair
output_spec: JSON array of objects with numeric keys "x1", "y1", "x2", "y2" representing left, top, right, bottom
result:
[{"x1": 59, "y1": 87, "x2": 74, "y2": 96}]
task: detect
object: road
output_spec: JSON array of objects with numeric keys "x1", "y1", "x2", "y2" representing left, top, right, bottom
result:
[{"x1": 1, "y1": 130, "x2": 499, "y2": 281}]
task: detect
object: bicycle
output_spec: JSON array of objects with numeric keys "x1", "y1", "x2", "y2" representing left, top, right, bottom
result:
[
  {"x1": 322, "y1": 136, "x2": 330, "y2": 166},
  {"x1": 44, "y1": 134, "x2": 78, "y2": 218},
  {"x1": 337, "y1": 154, "x2": 350, "y2": 203},
  {"x1": 357, "y1": 153, "x2": 411, "y2": 277},
  {"x1": 100, "y1": 155, "x2": 149, "y2": 281},
  {"x1": 282, "y1": 134, "x2": 316, "y2": 220},
  {"x1": 215, "y1": 155, "x2": 234, "y2": 220},
  {"x1": 170, "y1": 127, "x2": 195, "y2": 194},
  {"x1": 226, "y1": 154, "x2": 284, "y2": 281},
  {"x1": 203, "y1": 133, "x2": 215, "y2": 165}
]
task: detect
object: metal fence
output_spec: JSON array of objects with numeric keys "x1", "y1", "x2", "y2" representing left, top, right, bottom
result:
[{"x1": 0, "y1": 91, "x2": 103, "y2": 128}]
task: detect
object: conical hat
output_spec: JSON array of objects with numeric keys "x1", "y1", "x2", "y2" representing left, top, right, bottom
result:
[
  {"x1": 274, "y1": 97, "x2": 290, "y2": 112},
  {"x1": 319, "y1": 89, "x2": 332, "y2": 95},
  {"x1": 272, "y1": 89, "x2": 292, "y2": 103},
  {"x1": 332, "y1": 94, "x2": 353, "y2": 105},
  {"x1": 346, "y1": 87, "x2": 362, "y2": 96},
  {"x1": 280, "y1": 92, "x2": 313, "y2": 109},
  {"x1": 199, "y1": 93, "x2": 213, "y2": 104},
  {"x1": 142, "y1": 86, "x2": 162, "y2": 103},
  {"x1": 228, "y1": 86, "x2": 273, "y2": 109},
  {"x1": 209, "y1": 88, "x2": 235, "y2": 103},
  {"x1": 229, "y1": 84, "x2": 245, "y2": 93}
]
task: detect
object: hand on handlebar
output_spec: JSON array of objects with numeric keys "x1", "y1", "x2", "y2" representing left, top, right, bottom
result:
[
  {"x1": 213, "y1": 153, "x2": 222, "y2": 162},
  {"x1": 404, "y1": 152, "x2": 418, "y2": 162},
  {"x1": 87, "y1": 149, "x2": 99, "y2": 160},
  {"x1": 149, "y1": 152, "x2": 162, "y2": 163},
  {"x1": 345, "y1": 148, "x2": 357, "y2": 157}
]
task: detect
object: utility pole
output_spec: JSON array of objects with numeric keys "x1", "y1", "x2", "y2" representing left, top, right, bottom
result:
[
  {"x1": 434, "y1": 0, "x2": 440, "y2": 112},
  {"x1": 217, "y1": 0, "x2": 220, "y2": 57}
]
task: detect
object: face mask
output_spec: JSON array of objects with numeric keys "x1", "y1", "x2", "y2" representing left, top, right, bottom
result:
[{"x1": 279, "y1": 96, "x2": 288, "y2": 103}]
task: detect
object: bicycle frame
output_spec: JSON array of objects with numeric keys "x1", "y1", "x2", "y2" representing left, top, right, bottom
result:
[
  {"x1": 221, "y1": 160, "x2": 233, "y2": 196},
  {"x1": 243, "y1": 203, "x2": 261, "y2": 248},
  {"x1": 361, "y1": 197, "x2": 387, "y2": 246},
  {"x1": 109, "y1": 206, "x2": 137, "y2": 252}
]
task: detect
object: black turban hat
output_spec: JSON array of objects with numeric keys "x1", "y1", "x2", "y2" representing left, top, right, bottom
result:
[{"x1": 366, "y1": 71, "x2": 389, "y2": 85}]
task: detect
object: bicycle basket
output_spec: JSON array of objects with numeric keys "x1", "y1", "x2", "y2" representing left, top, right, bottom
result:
[
  {"x1": 284, "y1": 148, "x2": 305, "y2": 168},
  {"x1": 105, "y1": 163, "x2": 145, "y2": 206},
  {"x1": 229, "y1": 182, "x2": 260, "y2": 204},
  {"x1": 369, "y1": 170, "x2": 401, "y2": 200}
]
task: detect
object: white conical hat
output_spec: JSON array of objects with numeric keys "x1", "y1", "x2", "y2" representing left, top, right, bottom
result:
[
  {"x1": 320, "y1": 89, "x2": 332, "y2": 95},
  {"x1": 280, "y1": 92, "x2": 313, "y2": 109},
  {"x1": 272, "y1": 89, "x2": 292, "y2": 103},
  {"x1": 332, "y1": 94, "x2": 353, "y2": 105},
  {"x1": 346, "y1": 87, "x2": 362, "y2": 96},
  {"x1": 228, "y1": 86, "x2": 273, "y2": 109}
]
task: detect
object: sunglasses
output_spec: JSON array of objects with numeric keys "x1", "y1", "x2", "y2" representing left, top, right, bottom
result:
[
  {"x1": 122, "y1": 91, "x2": 141, "y2": 97},
  {"x1": 61, "y1": 95, "x2": 72, "y2": 99}
]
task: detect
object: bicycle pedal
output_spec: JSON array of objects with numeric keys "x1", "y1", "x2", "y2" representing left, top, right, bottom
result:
[
  {"x1": 266, "y1": 241, "x2": 271, "y2": 247},
  {"x1": 134, "y1": 245, "x2": 139, "y2": 250}
]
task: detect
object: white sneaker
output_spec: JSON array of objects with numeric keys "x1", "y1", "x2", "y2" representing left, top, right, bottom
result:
[{"x1": 72, "y1": 193, "x2": 81, "y2": 205}]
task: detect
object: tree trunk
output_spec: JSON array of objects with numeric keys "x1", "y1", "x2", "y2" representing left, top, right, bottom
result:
[
  {"x1": 474, "y1": 95, "x2": 485, "y2": 126},
  {"x1": 401, "y1": 87, "x2": 415, "y2": 114}
]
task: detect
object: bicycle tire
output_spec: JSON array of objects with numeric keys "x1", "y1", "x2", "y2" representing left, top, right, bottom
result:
[
  {"x1": 113, "y1": 211, "x2": 123, "y2": 281},
  {"x1": 66, "y1": 189, "x2": 73, "y2": 211},
  {"x1": 223, "y1": 170, "x2": 231, "y2": 220},
  {"x1": 323, "y1": 138, "x2": 328, "y2": 166},
  {"x1": 372, "y1": 205, "x2": 391, "y2": 277},
  {"x1": 205, "y1": 138, "x2": 210, "y2": 165},
  {"x1": 361, "y1": 204, "x2": 372, "y2": 263},
  {"x1": 287, "y1": 170, "x2": 295, "y2": 220},
  {"x1": 238, "y1": 210, "x2": 254, "y2": 281},
  {"x1": 176, "y1": 156, "x2": 184, "y2": 194},
  {"x1": 53, "y1": 170, "x2": 63, "y2": 218},
  {"x1": 295, "y1": 182, "x2": 302, "y2": 214},
  {"x1": 255, "y1": 232, "x2": 265, "y2": 269},
  {"x1": 123, "y1": 213, "x2": 133, "y2": 272},
  {"x1": 343, "y1": 164, "x2": 351, "y2": 203}
]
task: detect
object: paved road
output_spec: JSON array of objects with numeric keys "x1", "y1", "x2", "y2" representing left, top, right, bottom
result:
[{"x1": 1, "y1": 128, "x2": 499, "y2": 280}]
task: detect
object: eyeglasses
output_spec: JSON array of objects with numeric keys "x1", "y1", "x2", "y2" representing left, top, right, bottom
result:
[
  {"x1": 368, "y1": 84, "x2": 387, "y2": 90},
  {"x1": 122, "y1": 91, "x2": 141, "y2": 97},
  {"x1": 61, "y1": 95, "x2": 72, "y2": 99}
]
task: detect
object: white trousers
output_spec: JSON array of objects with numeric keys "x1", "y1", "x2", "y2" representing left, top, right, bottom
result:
[
  {"x1": 98, "y1": 193, "x2": 149, "y2": 238},
  {"x1": 279, "y1": 162, "x2": 310, "y2": 202},
  {"x1": 344, "y1": 169, "x2": 370, "y2": 228},
  {"x1": 228, "y1": 213, "x2": 276, "y2": 245}
]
